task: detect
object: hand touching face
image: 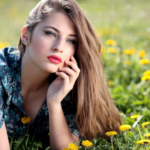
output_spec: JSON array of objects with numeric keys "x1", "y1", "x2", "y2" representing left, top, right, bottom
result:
[{"x1": 46, "y1": 55, "x2": 80, "y2": 107}]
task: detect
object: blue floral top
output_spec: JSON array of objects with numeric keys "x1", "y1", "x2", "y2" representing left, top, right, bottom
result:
[{"x1": 0, "y1": 47, "x2": 82, "y2": 145}]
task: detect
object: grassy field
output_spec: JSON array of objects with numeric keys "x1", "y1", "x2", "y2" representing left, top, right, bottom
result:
[
  {"x1": 0, "y1": 0, "x2": 150, "y2": 48},
  {"x1": 0, "y1": 0, "x2": 150, "y2": 149}
]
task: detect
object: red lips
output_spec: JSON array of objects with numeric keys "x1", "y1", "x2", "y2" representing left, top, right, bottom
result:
[{"x1": 47, "y1": 55, "x2": 62, "y2": 64}]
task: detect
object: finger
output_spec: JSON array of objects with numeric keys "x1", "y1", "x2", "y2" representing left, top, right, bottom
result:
[
  {"x1": 65, "y1": 60, "x2": 80, "y2": 74},
  {"x1": 58, "y1": 67, "x2": 78, "y2": 83},
  {"x1": 58, "y1": 67, "x2": 76, "y2": 77},
  {"x1": 64, "y1": 56, "x2": 77, "y2": 68},
  {"x1": 55, "y1": 71, "x2": 69, "y2": 82},
  {"x1": 70, "y1": 56, "x2": 78, "y2": 65}
]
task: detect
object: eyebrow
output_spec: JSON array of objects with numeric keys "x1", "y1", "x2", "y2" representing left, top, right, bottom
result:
[{"x1": 44, "y1": 26, "x2": 77, "y2": 38}]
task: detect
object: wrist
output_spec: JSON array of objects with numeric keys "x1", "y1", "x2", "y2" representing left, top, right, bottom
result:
[{"x1": 47, "y1": 102, "x2": 62, "y2": 114}]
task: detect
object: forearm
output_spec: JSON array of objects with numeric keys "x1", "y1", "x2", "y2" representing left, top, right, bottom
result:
[
  {"x1": 48, "y1": 103, "x2": 79, "y2": 150},
  {"x1": 0, "y1": 122, "x2": 10, "y2": 150}
]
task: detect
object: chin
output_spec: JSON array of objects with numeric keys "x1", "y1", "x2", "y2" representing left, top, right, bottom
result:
[
  {"x1": 45, "y1": 68, "x2": 58, "y2": 73},
  {"x1": 42, "y1": 64, "x2": 59, "y2": 73}
]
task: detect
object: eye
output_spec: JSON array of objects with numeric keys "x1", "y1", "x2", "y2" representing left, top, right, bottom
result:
[
  {"x1": 44, "y1": 31, "x2": 56, "y2": 37},
  {"x1": 67, "y1": 39, "x2": 77, "y2": 45}
]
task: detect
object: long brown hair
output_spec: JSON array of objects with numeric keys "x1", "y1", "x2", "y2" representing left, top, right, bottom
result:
[{"x1": 18, "y1": 0, "x2": 122, "y2": 140}]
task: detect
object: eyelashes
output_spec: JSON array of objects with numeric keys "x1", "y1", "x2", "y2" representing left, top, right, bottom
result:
[
  {"x1": 44, "y1": 31, "x2": 77, "y2": 45},
  {"x1": 44, "y1": 31, "x2": 56, "y2": 37},
  {"x1": 67, "y1": 39, "x2": 77, "y2": 45}
]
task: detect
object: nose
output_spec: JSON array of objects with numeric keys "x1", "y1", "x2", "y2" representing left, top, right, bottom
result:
[{"x1": 52, "y1": 37, "x2": 64, "y2": 53}]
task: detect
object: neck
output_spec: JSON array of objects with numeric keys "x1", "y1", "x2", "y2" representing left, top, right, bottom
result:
[{"x1": 21, "y1": 53, "x2": 51, "y2": 94}]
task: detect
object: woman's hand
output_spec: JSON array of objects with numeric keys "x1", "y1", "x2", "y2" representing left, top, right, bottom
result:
[{"x1": 46, "y1": 55, "x2": 80, "y2": 108}]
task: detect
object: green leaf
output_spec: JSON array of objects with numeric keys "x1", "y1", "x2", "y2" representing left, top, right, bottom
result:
[
  {"x1": 25, "y1": 135, "x2": 30, "y2": 147},
  {"x1": 73, "y1": 139, "x2": 76, "y2": 144},
  {"x1": 76, "y1": 140, "x2": 81, "y2": 146},
  {"x1": 9, "y1": 132, "x2": 15, "y2": 150},
  {"x1": 22, "y1": 144, "x2": 26, "y2": 150},
  {"x1": 14, "y1": 134, "x2": 27, "y2": 149},
  {"x1": 45, "y1": 146, "x2": 50, "y2": 150},
  {"x1": 13, "y1": 140, "x2": 21, "y2": 144},
  {"x1": 33, "y1": 140, "x2": 43, "y2": 148},
  {"x1": 93, "y1": 139, "x2": 97, "y2": 145}
]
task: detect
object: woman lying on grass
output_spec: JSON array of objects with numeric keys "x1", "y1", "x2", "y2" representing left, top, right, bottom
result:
[{"x1": 0, "y1": 0, "x2": 122, "y2": 149}]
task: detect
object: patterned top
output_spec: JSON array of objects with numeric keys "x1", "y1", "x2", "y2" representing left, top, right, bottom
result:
[{"x1": 0, "y1": 47, "x2": 82, "y2": 146}]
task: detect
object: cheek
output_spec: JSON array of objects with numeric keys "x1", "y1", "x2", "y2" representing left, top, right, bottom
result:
[
  {"x1": 30, "y1": 36, "x2": 51, "y2": 55},
  {"x1": 66, "y1": 45, "x2": 76, "y2": 56},
  {"x1": 64, "y1": 49, "x2": 76, "y2": 64}
]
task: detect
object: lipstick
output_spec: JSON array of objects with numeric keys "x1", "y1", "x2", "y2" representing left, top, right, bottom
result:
[{"x1": 47, "y1": 55, "x2": 62, "y2": 64}]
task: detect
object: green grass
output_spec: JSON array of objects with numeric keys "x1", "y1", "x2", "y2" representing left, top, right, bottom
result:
[{"x1": 0, "y1": 0, "x2": 150, "y2": 48}]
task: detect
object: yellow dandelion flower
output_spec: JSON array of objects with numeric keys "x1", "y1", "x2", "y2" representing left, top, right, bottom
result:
[
  {"x1": 81, "y1": 140, "x2": 93, "y2": 147},
  {"x1": 123, "y1": 49, "x2": 135, "y2": 55},
  {"x1": 142, "y1": 139, "x2": 150, "y2": 144},
  {"x1": 105, "y1": 39, "x2": 116, "y2": 46},
  {"x1": 63, "y1": 148, "x2": 70, "y2": 150},
  {"x1": 140, "y1": 59, "x2": 150, "y2": 65},
  {"x1": 141, "y1": 75, "x2": 150, "y2": 81},
  {"x1": 119, "y1": 125, "x2": 131, "y2": 131},
  {"x1": 105, "y1": 131, "x2": 117, "y2": 136},
  {"x1": 141, "y1": 122, "x2": 150, "y2": 128},
  {"x1": 136, "y1": 139, "x2": 150, "y2": 144},
  {"x1": 21, "y1": 116, "x2": 31, "y2": 124},
  {"x1": 130, "y1": 115, "x2": 141, "y2": 119},
  {"x1": 144, "y1": 70, "x2": 150, "y2": 76},
  {"x1": 136, "y1": 140, "x2": 144, "y2": 144},
  {"x1": 124, "y1": 61, "x2": 131, "y2": 65},
  {"x1": 138, "y1": 50, "x2": 146, "y2": 58},
  {"x1": 68, "y1": 143, "x2": 78, "y2": 150},
  {"x1": 145, "y1": 133, "x2": 150, "y2": 137},
  {"x1": 139, "y1": 53, "x2": 145, "y2": 58},
  {"x1": 0, "y1": 42, "x2": 9, "y2": 49},
  {"x1": 107, "y1": 48, "x2": 117, "y2": 54}
]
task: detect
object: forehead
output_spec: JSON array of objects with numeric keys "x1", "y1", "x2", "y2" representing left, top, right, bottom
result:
[{"x1": 37, "y1": 10, "x2": 76, "y2": 35}]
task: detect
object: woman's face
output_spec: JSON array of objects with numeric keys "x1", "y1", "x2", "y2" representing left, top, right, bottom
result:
[{"x1": 25, "y1": 10, "x2": 77, "y2": 73}]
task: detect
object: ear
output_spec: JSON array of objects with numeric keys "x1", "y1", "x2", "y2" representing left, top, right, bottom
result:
[{"x1": 21, "y1": 25, "x2": 30, "y2": 46}]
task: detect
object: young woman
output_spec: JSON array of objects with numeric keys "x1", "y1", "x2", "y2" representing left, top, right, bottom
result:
[{"x1": 0, "y1": 0, "x2": 122, "y2": 149}]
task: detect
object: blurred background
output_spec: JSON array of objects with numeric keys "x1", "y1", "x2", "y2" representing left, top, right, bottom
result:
[
  {"x1": 0, "y1": 0, "x2": 150, "y2": 121},
  {"x1": 0, "y1": 0, "x2": 150, "y2": 47}
]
